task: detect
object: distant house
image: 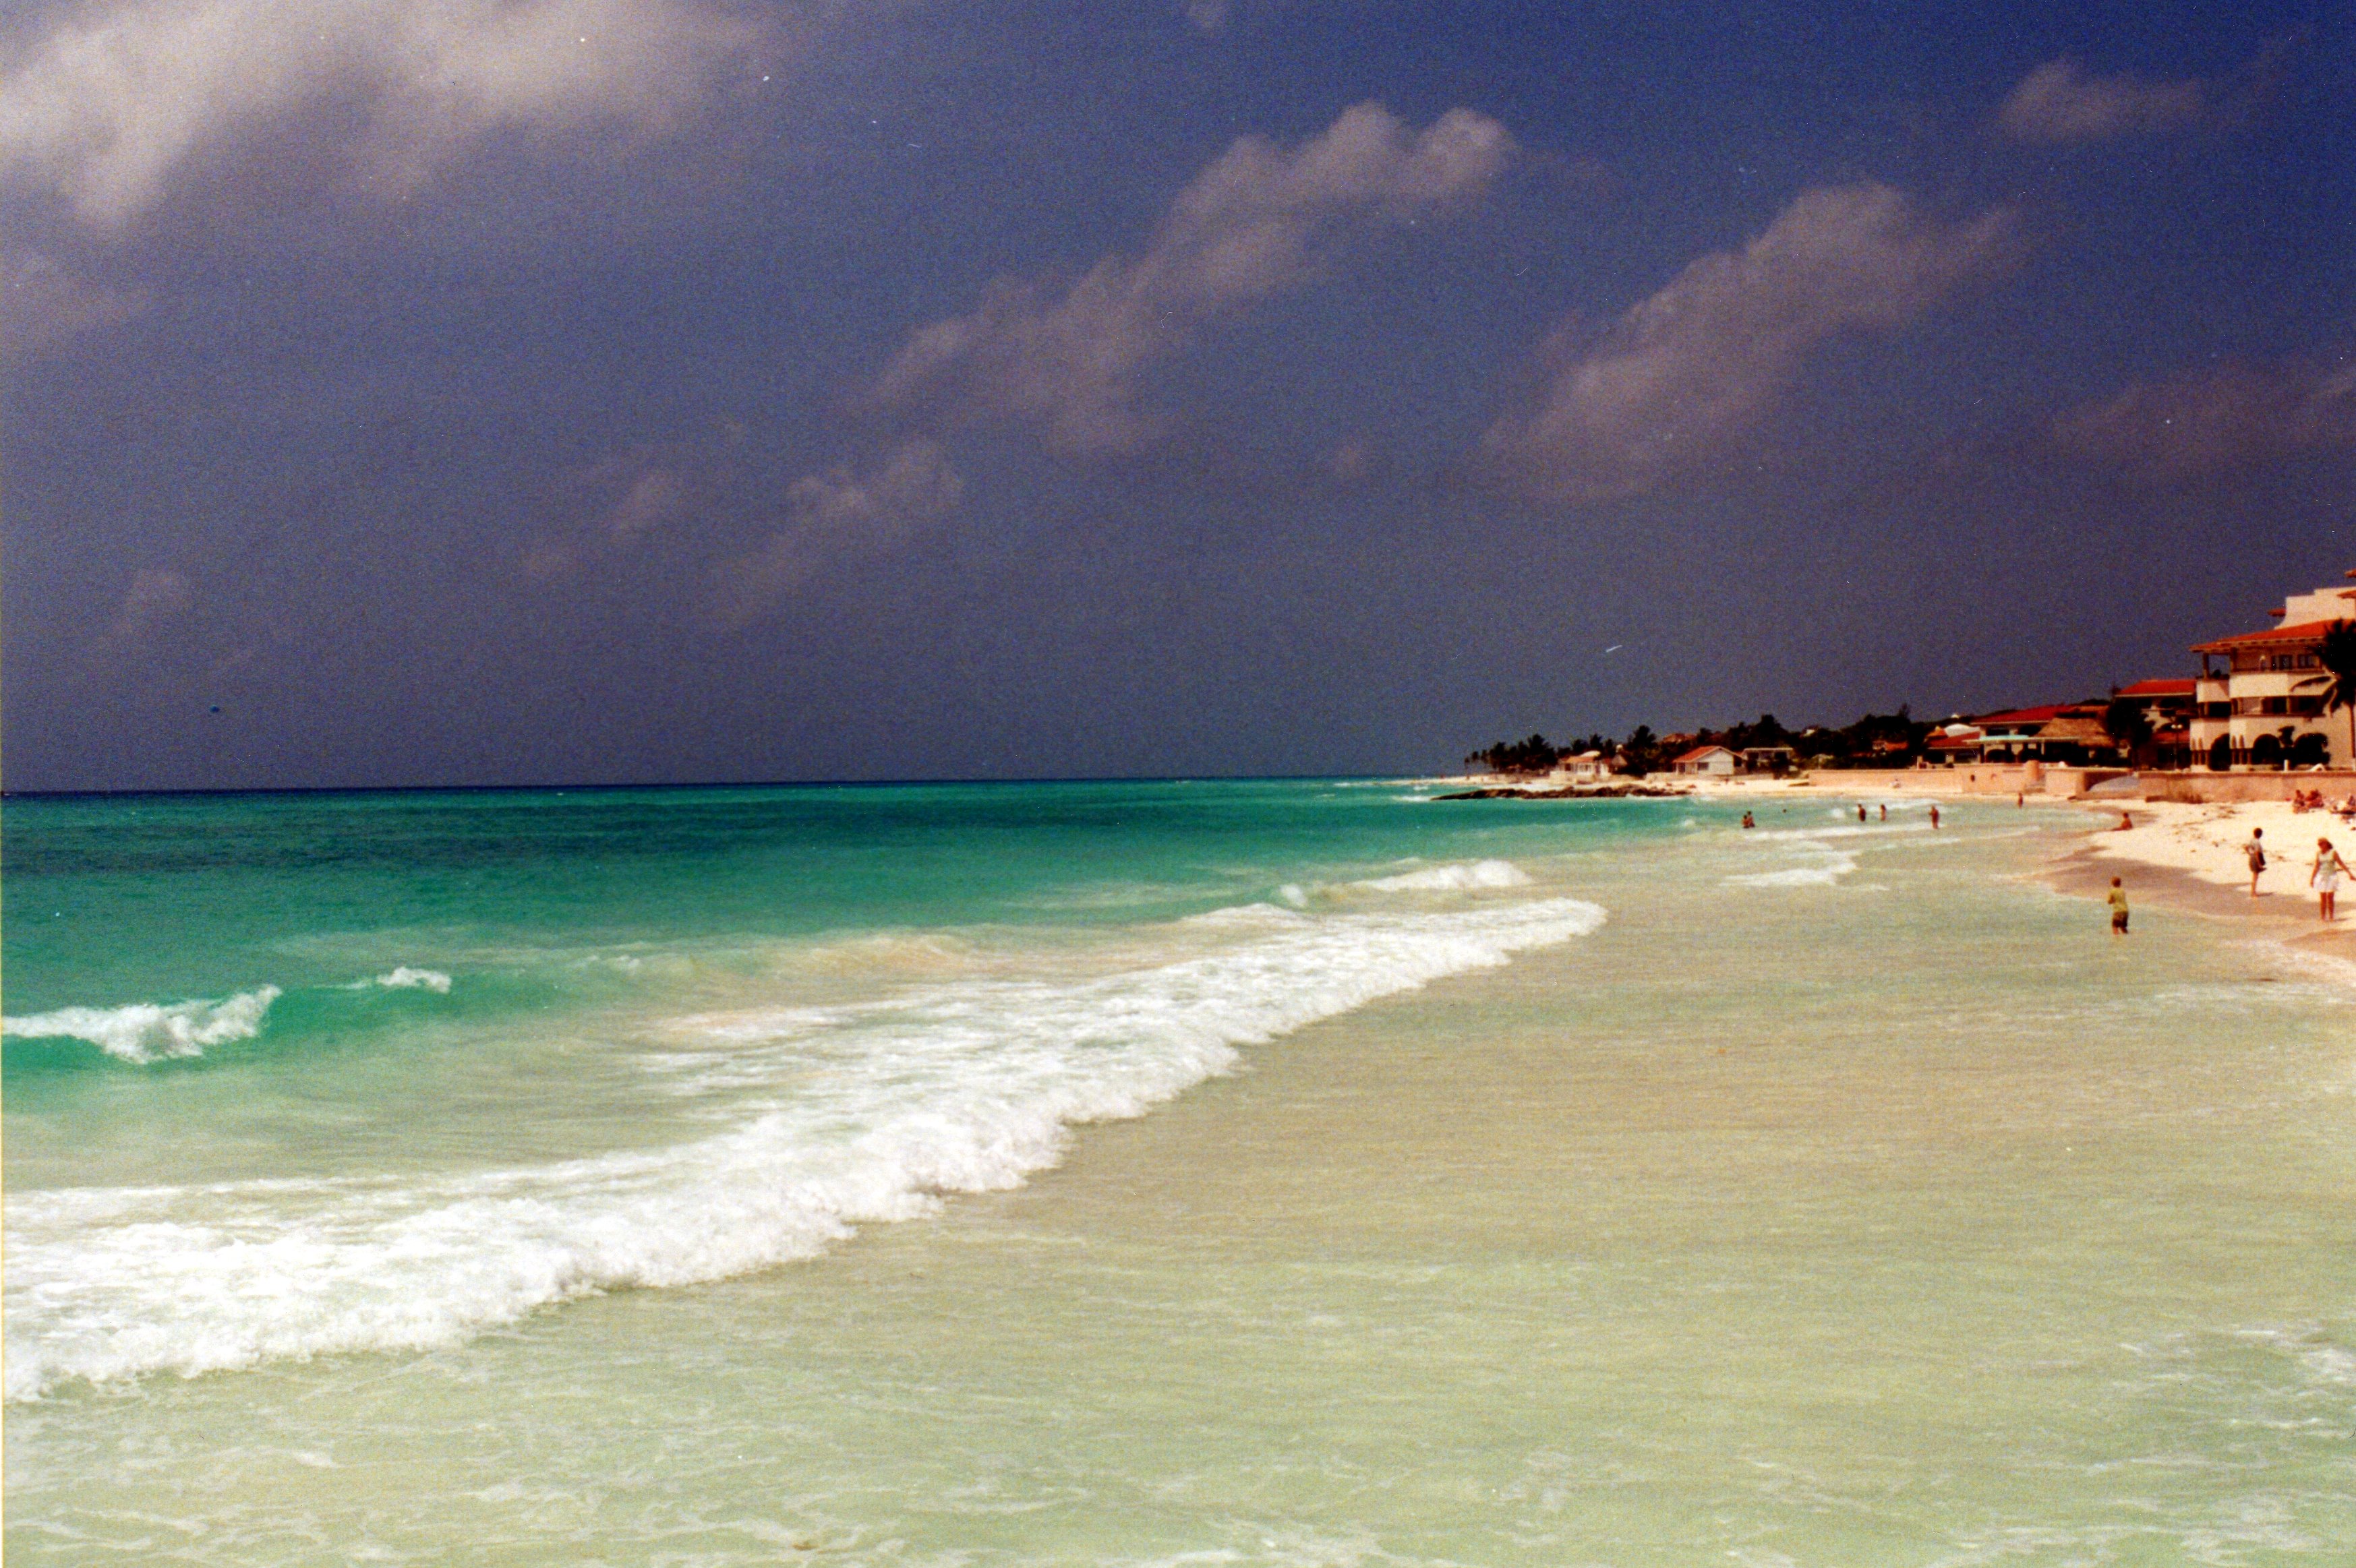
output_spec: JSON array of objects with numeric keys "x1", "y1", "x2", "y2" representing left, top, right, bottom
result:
[
  {"x1": 1925, "y1": 723, "x2": 1985, "y2": 764},
  {"x1": 1962, "y1": 704, "x2": 2115, "y2": 766},
  {"x1": 1671, "y1": 745, "x2": 1737, "y2": 777},
  {"x1": 1924, "y1": 704, "x2": 2114, "y2": 766},
  {"x1": 2114, "y1": 678, "x2": 2196, "y2": 769},
  {"x1": 1740, "y1": 746, "x2": 1796, "y2": 776},
  {"x1": 2188, "y1": 572, "x2": 2356, "y2": 769},
  {"x1": 1562, "y1": 750, "x2": 1618, "y2": 781}
]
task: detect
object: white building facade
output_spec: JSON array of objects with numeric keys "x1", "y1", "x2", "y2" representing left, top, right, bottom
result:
[{"x1": 2188, "y1": 573, "x2": 2356, "y2": 769}]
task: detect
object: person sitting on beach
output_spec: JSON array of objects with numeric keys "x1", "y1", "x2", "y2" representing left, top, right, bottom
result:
[
  {"x1": 2108, "y1": 876, "x2": 2129, "y2": 936},
  {"x1": 2115, "y1": 811, "x2": 2133, "y2": 831},
  {"x1": 2311, "y1": 838, "x2": 2348, "y2": 922},
  {"x1": 1740, "y1": 812, "x2": 1755, "y2": 829},
  {"x1": 2246, "y1": 828, "x2": 2266, "y2": 898}
]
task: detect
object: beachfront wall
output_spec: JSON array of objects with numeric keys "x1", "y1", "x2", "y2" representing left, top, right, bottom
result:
[
  {"x1": 1804, "y1": 766, "x2": 2356, "y2": 804},
  {"x1": 2140, "y1": 770, "x2": 2356, "y2": 804},
  {"x1": 1810, "y1": 764, "x2": 2124, "y2": 799}
]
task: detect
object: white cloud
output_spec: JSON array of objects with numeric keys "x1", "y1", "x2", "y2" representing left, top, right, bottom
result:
[
  {"x1": 784, "y1": 438, "x2": 964, "y2": 533},
  {"x1": 1995, "y1": 59, "x2": 2206, "y2": 144},
  {"x1": 871, "y1": 101, "x2": 1514, "y2": 455},
  {"x1": 2050, "y1": 359, "x2": 2356, "y2": 481},
  {"x1": 714, "y1": 440, "x2": 963, "y2": 627},
  {"x1": 108, "y1": 567, "x2": 192, "y2": 641},
  {"x1": 0, "y1": 249, "x2": 148, "y2": 351},
  {"x1": 603, "y1": 468, "x2": 688, "y2": 538},
  {"x1": 1477, "y1": 182, "x2": 2015, "y2": 504},
  {"x1": 0, "y1": 0, "x2": 778, "y2": 227}
]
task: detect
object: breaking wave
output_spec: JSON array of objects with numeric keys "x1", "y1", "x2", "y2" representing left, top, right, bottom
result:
[
  {"x1": 1726, "y1": 851, "x2": 1860, "y2": 888},
  {"x1": 5, "y1": 895, "x2": 1606, "y2": 1399},
  {"x1": 1355, "y1": 859, "x2": 1533, "y2": 892},
  {"x1": 372, "y1": 967, "x2": 453, "y2": 993},
  {"x1": 1, "y1": 987, "x2": 283, "y2": 1065}
]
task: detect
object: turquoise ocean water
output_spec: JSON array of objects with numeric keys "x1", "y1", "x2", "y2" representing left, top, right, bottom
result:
[{"x1": 5, "y1": 780, "x2": 2353, "y2": 1564}]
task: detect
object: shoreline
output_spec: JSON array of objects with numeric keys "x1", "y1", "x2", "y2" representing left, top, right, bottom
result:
[{"x1": 2042, "y1": 797, "x2": 2356, "y2": 965}]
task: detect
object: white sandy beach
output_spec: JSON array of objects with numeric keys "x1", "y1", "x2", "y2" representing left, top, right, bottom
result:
[{"x1": 2074, "y1": 797, "x2": 2356, "y2": 891}]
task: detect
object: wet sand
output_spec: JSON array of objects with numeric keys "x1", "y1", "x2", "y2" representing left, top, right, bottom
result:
[{"x1": 2046, "y1": 835, "x2": 2356, "y2": 965}]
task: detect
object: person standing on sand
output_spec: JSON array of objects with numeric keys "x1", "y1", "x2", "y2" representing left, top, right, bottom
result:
[
  {"x1": 2108, "y1": 877, "x2": 2129, "y2": 936},
  {"x1": 1928, "y1": 804, "x2": 1941, "y2": 829},
  {"x1": 1879, "y1": 804, "x2": 1888, "y2": 821},
  {"x1": 1857, "y1": 804, "x2": 1867, "y2": 822},
  {"x1": 2310, "y1": 838, "x2": 2348, "y2": 922},
  {"x1": 2246, "y1": 828, "x2": 2266, "y2": 897}
]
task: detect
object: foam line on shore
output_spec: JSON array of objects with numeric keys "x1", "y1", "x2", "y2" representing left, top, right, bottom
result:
[{"x1": 4, "y1": 895, "x2": 1606, "y2": 1399}]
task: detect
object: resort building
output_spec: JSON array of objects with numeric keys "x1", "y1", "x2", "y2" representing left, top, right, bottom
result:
[
  {"x1": 1670, "y1": 745, "x2": 1737, "y2": 777},
  {"x1": 2187, "y1": 572, "x2": 2356, "y2": 769},
  {"x1": 1952, "y1": 703, "x2": 2115, "y2": 766},
  {"x1": 2111, "y1": 677, "x2": 2196, "y2": 770},
  {"x1": 1924, "y1": 723, "x2": 1985, "y2": 764}
]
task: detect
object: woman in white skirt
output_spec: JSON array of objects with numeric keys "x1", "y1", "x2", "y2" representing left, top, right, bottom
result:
[{"x1": 2310, "y1": 837, "x2": 2349, "y2": 922}]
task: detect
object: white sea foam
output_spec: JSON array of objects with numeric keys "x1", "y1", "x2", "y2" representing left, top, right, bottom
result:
[
  {"x1": 1, "y1": 986, "x2": 283, "y2": 1064},
  {"x1": 1354, "y1": 858, "x2": 1533, "y2": 892},
  {"x1": 1749, "y1": 823, "x2": 1929, "y2": 842},
  {"x1": 374, "y1": 967, "x2": 452, "y2": 993},
  {"x1": 3, "y1": 895, "x2": 1606, "y2": 1399},
  {"x1": 1725, "y1": 851, "x2": 1860, "y2": 888}
]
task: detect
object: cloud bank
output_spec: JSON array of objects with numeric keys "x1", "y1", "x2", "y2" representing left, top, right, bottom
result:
[
  {"x1": 107, "y1": 568, "x2": 192, "y2": 642},
  {"x1": 0, "y1": 0, "x2": 777, "y2": 227},
  {"x1": 1995, "y1": 58, "x2": 2208, "y2": 144},
  {"x1": 2051, "y1": 359, "x2": 2356, "y2": 481},
  {"x1": 1478, "y1": 182, "x2": 2015, "y2": 504},
  {"x1": 715, "y1": 440, "x2": 965, "y2": 628},
  {"x1": 0, "y1": 249, "x2": 148, "y2": 351},
  {"x1": 871, "y1": 102, "x2": 1514, "y2": 455}
]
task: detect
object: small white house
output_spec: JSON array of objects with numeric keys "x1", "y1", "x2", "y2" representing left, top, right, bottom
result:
[
  {"x1": 1671, "y1": 745, "x2": 1738, "y2": 777},
  {"x1": 1562, "y1": 750, "x2": 1618, "y2": 781}
]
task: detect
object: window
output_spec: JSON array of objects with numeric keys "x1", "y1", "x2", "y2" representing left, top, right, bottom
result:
[
  {"x1": 2261, "y1": 696, "x2": 2289, "y2": 715},
  {"x1": 2291, "y1": 696, "x2": 2324, "y2": 717}
]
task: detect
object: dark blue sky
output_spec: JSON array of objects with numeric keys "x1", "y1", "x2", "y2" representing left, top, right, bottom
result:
[{"x1": 4, "y1": 0, "x2": 2349, "y2": 788}]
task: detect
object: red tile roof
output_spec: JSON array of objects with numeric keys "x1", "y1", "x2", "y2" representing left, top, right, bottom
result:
[
  {"x1": 1973, "y1": 704, "x2": 2074, "y2": 727},
  {"x1": 1672, "y1": 745, "x2": 1734, "y2": 764},
  {"x1": 2191, "y1": 617, "x2": 2353, "y2": 653},
  {"x1": 2115, "y1": 678, "x2": 2196, "y2": 697}
]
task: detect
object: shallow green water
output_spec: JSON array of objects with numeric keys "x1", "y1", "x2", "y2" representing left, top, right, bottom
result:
[{"x1": 6, "y1": 782, "x2": 2353, "y2": 1564}]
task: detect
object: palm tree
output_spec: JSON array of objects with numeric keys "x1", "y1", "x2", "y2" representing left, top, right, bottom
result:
[
  {"x1": 2303, "y1": 623, "x2": 2356, "y2": 768},
  {"x1": 2103, "y1": 693, "x2": 2154, "y2": 766}
]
